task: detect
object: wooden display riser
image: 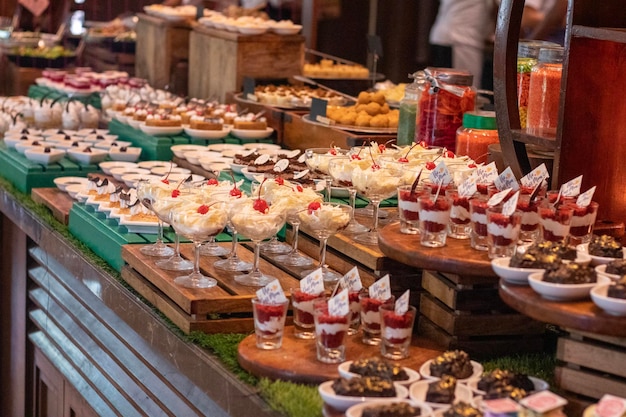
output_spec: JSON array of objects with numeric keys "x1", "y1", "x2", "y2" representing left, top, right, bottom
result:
[
  {"x1": 0, "y1": 60, "x2": 42, "y2": 96},
  {"x1": 556, "y1": 329, "x2": 626, "y2": 401},
  {"x1": 82, "y1": 44, "x2": 135, "y2": 75},
  {"x1": 31, "y1": 188, "x2": 74, "y2": 224},
  {"x1": 188, "y1": 24, "x2": 305, "y2": 102},
  {"x1": 418, "y1": 270, "x2": 546, "y2": 359}
]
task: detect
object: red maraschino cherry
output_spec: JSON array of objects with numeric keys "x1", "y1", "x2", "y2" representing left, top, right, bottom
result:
[
  {"x1": 207, "y1": 178, "x2": 218, "y2": 185},
  {"x1": 197, "y1": 204, "x2": 209, "y2": 214},
  {"x1": 171, "y1": 189, "x2": 180, "y2": 197},
  {"x1": 443, "y1": 150, "x2": 455, "y2": 158},
  {"x1": 425, "y1": 161, "x2": 436, "y2": 170},
  {"x1": 307, "y1": 201, "x2": 321, "y2": 214},
  {"x1": 419, "y1": 140, "x2": 429, "y2": 149},
  {"x1": 275, "y1": 177, "x2": 285, "y2": 185},
  {"x1": 161, "y1": 162, "x2": 175, "y2": 184},
  {"x1": 253, "y1": 178, "x2": 269, "y2": 213},
  {"x1": 229, "y1": 172, "x2": 242, "y2": 197}
]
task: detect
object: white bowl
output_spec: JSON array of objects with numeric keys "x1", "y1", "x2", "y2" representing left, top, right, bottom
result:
[
  {"x1": 237, "y1": 25, "x2": 267, "y2": 35},
  {"x1": 137, "y1": 160, "x2": 176, "y2": 170},
  {"x1": 346, "y1": 400, "x2": 433, "y2": 417},
  {"x1": 202, "y1": 162, "x2": 231, "y2": 174},
  {"x1": 230, "y1": 127, "x2": 274, "y2": 140},
  {"x1": 337, "y1": 361, "x2": 420, "y2": 387},
  {"x1": 318, "y1": 380, "x2": 409, "y2": 412},
  {"x1": 199, "y1": 156, "x2": 232, "y2": 171},
  {"x1": 229, "y1": 163, "x2": 246, "y2": 174},
  {"x1": 241, "y1": 142, "x2": 281, "y2": 150},
  {"x1": 67, "y1": 148, "x2": 109, "y2": 165},
  {"x1": 4, "y1": 136, "x2": 42, "y2": 149},
  {"x1": 76, "y1": 128, "x2": 109, "y2": 137},
  {"x1": 408, "y1": 380, "x2": 473, "y2": 410},
  {"x1": 591, "y1": 284, "x2": 626, "y2": 316},
  {"x1": 467, "y1": 375, "x2": 549, "y2": 395},
  {"x1": 139, "y1": 123, "x2": 183, "y2": 136},
  {"x1": 121, "y1": 173, "x2": 161, "y2": 189},
  {"x1": 150, "y1": 166, "x2": 191, "y2": 176},
  {"x1": 109, "y1": 167, "x2": 151, "y2": 181},
  {"x1": 240, "y1": 167, "x2": 259, "y2": 181},
  {"x1": 594, "y1": 264, "x2": 622, "y2": 281},
  {"x1": 577, "y1": 243, "x2": 626, "y2": 266},
  {"x1": 528, "y1": 271, "x2": 611, "y2": 301},
  {"x1": 491, "y1": 257, "x2": 544, "y2": 285},
  {"x1": 65, "y1": 183, "x2": 87, "y2": 200},
  {"x1": 41, "y1": 133, "x2": 78, "y2": 143},
  {"x1": 54, "y1": 140, "x2": 92, "y2": 151},
  {"x1": 271, "y1": 25, "x2": 302, "y2": 35},
  {"x1": 109, "y1": 146, "x2": 142, "y2": 162},
  {"x1": 83, "y1": 133, "x2": 119, "y2": 143},
  {"x1": 99, "y1": 161, "x2": 138, "y2": 175},
  {"x1": 184, "y1": 126, "x2": 231, "y2": 140},
  {"x1": 24, "y1": 147, "x2": 66, "y2": 165},
  {"x1": 419, "y1": 359, "x2": 483, "y2": 382},
  {"x1": 93, "y1": 140, "x2": 133, "y2": 150},
  {"x1": 119, "y1": 214, "x2": 159, "y2": 234},
  {"x1": 15, "y1": 141, "x2": 53, "y2": 154},
  {"x1": 207, "y1": 143, "x2": 243, "y2": 152},
  {"x1": 183, "y1": 150, "x2": 221, "y2": 165},
  {"x1": 42, "y1": 129, "x2": 76, "y2": 137},
  {"x1": 170, "y1": 144, "x2": 207, "y2": 158},
  {"x1": 163, "y1": 173, "x2": 205, "y2": 184},
  {"x1": 53, "y1": 176, "x2": 89, "y2": 192}
]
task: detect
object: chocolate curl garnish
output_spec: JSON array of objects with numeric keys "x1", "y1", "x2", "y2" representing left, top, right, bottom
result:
[
  {"x1": 410, "y1": 169, "x2": 423, "y2": 198},
  {"x1": 530, "y1": 182, "x2": 542, "y2": 203}
]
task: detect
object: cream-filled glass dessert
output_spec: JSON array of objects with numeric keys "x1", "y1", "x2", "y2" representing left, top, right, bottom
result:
[
  {"x1": 169, "y1": 200, "x2": 229, "y2": 289},
  {"x1": 538, "y1": 203, "x2": 574, "y2": 244},
  {"x1": 136, "y1": 179, "x2": 175, "y2": 257},
  {"x1": 304, "y1": 147, "x2": 349, "y2": 202},
  {"x1": 298, "y1": 202, "x2": 352, "y2": 282},
  {"x1": 328, "y1": 157, "x2": 369, "y2": 234},
  {"x1": 486, "y1": 205, "x2": 523, "y2": 259},
  {"x1": 418, "y1": 194, "x2": 452, "y2": 248}
]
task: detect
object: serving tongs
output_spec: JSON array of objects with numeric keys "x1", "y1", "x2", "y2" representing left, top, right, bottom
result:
[{"x1": 292, "y1": 75, "x2": 358, "y2": 104}]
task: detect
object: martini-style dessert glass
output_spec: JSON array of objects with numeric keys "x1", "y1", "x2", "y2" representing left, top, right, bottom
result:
[
  {"x1": 304, "y1": 147, "x2": 349, "y2": 202},
  {"x1": 136, "y1": 179, "x2": 175, "y2": 257},
  {"x1": 328, "y1": 156, "x2": 369, "y2": 234}
]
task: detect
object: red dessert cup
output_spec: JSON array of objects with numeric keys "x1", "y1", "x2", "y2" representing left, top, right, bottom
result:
[
  {"x1": 251, "y1": 298, "x2": 289, "y2": 350},
  {"x1": 291, "y1": 289, "x2": 325, "y2": 339},
  {"x1": 359, "y1": 292, "x2": 395, "y2": 346},
  {"x1": 380, "y1": 305, "x2": 417, "y2": 360}
]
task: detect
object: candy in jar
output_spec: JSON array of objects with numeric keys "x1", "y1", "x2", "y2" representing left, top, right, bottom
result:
[{"x1": 526, "y1": 46, "x2": 564, "y2": 137}]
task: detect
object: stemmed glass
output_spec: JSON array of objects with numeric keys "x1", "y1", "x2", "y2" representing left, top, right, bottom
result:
[
  {"x1": 352, "y1": 163, "x2": 404, "y2": 245},
  {"x1": 136, "y1": 180, "x2": 175, "y2": 257},
  {"x1": 304, "y1": 147, "x2": 349, "y2": 202},
  {"x1": 151, "y1": 190, "x2": 195, "y2": 271},
  {"x1": 274, "y1": 205, "x2": 314, "y2": 267},
  {"x1": 169, "y1": 201, "x2": 229, "y2": 288},
  {"x1": 230, "y1": 205, "x2": 286, "y2": 287},
  {"x1": 299, "y1": 202, "x2": 353, "y2": 283},
  {"x1": 328, "y1": 157, "x2": 369, "y2": 234},
  {"x1": 210, "y1": 191, "x2": 253, "y2": 272}
]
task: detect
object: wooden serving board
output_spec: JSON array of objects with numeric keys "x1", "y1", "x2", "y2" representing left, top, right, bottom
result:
[
  {"x1": 237, "y1": 326, "x2": 442, "y2": 384},
  {"x1": 32, "y1": 187, "x2": 75, "y2": 224}
]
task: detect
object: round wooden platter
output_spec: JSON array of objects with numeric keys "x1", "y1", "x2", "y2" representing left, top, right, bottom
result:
[
  {"x1": 499, "y1": 281, "x2": 626, "y2": 337},
  {"x1": 377, "y1": 221, "x2": 496, "y2": 278},
  {"x1": 237, "y1": 326, "x2": 442, "y2": 384}
]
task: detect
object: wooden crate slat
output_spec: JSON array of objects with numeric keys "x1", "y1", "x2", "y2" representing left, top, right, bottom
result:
[
  {"x1": 556, "y1": 366, "x2": 626, "y2": 400},
  {"x1": 422, "y1": 270, "x2": 509, "y2": 311},
  {"x1": 31, "y1": 188, "x2": 74, "y2": 225},
  {"x1": 564, "y1": 328, "x2": 626, "y2": 348},
  {"x1": 557, "y1": 337, "x2": 626, "y2": 378}
]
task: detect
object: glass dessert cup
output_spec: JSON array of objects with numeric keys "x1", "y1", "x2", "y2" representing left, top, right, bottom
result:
[
  {"x1": 347, "y1": 290, "x2": 361, "y2": 335},
  {"x1": 136, "y1": 180, "x2": 175, "y2": 258},
  {"x1": 260, "y1": 234, "x2": 292, "y2": 255},
  {"x1": 568, "y1": 201, "x2": 599, "y2": 246},
  {"x1": 313, "y1": 299, "x2": 350, "y2": 364},
  {"x1": 352, "y1": 165, "x2": 402, "y2": 245},
  {"x1": 470, "y1": 196, "x2": 490, "y2": 251},
  {"x1": 397, "y1": 184, "x2": 426, "y2": 235},
  {"x1": 298, "y1": 203, "x2": 353, "y2": 283},
  {"x1": 230, "y1": 209, "x2": 286, "y2": 287},
  {"x1": 152, "y1": 195, "x2": 194, "y2": 271},
  {"x1": 291, "y1": 288, "x2": 325, "y2": 339},
  {"x1": 516, "y1": 194, "x2": 543, "y2": 245},
  {"x1": 304, "y1": 147, "x2": 349, "y2": 203},
  {"x1": 213, "y1": 222, "x2": 253, "y2": 272},
  {"x1": 380, "y1": 304, "x2": 417, "y2": 360},
  {"x1": 538, "y1": 203, "x2": 574, "y2": 244},
  {"x1": 418, "y1": 194, "x2": 452, "y2": 248},
  {"x1": 251, "y1": 298, "x2": 289, "y2": 350},
  {"x1": 486, "y1": 206, "x2": 523, "y2": 259},
  {"x1": 359, "y1": 292, "x2": 395, "y2": 346},
  {"x1": 169, "y1": 203, "x2": 229, "y2": 289},
  {"x1": 446, "y1": 189, "x2": 471, "y2": 240},
  {"x1": 274, "y1": 210, "x2": 314, "y2": 267},
  {"x1": 327, "y1": 157, "x2": 369, "y2": 234}
]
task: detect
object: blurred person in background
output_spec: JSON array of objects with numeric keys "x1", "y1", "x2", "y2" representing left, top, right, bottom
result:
[{"x1": 523, "y1": 0, "x2": 567, "y2": 44}]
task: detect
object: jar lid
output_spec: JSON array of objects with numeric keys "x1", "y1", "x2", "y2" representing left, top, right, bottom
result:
[
  {"x1": 538, "y1": 46, "x2": 564, "y2": 64},
  {"x1": 426, "y1": 67, "x2": 474, "y2": 86},
  {"x1": 518, "y1": 40, "x2": 560, "y2": 59},
  {"x1": 462, "y1": 111, "x2": 497, "y2": 130}
]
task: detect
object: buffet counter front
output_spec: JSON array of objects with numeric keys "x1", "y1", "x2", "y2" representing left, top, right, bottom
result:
[{"x1": 0, "y1": 186, "x2": 281, "y2": 417}]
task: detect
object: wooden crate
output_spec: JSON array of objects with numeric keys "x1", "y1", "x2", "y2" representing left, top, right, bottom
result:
[
  {"x1": 282, "y1": 111, "x2": 397, "y2": 150},
  {"x1": 417, "y1": 270, "x2": 546, "y2": 359},
  {"x1": 135, "y1": 13, "x2": 191, "y2": 89},
  {"x1": 31, "y1": 188, "x2": 75, "y2": 225},
  {"x1": 556, "y1": 329, "x2": 626, "y2": 400},
  {"x1": 1, "y1": 60, "x2": 42, "y2": 96},
  {"x1": 82, "y1": 44, "x2": 135, "y2": 75},
  {"x1": 188, "y1": 24, "x2": 305, "y2": 102}
]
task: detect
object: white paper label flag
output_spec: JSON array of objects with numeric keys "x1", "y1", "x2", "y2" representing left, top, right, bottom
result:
[
  {"x1": 343, "y1": 266, "x2": 362, "y2": 292},
  {"x1": 395, "y1": 289, "x2": 410, "y2": 315},
  {"x1": 520, "y1": 391, "x2": 567, "y2": 414},
  {"x1": 561, "y1": 175, "x2": 583, "y2": 197},
  {"x1": 476, "y1": 161, "x2": 499, "y2": 184},
  {"x1": 329, "y1": 289, "x2": 350, "y2": 316},
  {"x1": 488, "y1": 188, "x2": 512, "y2": 207},
  {"x1": 300, "y1": 268, "x2": 325, "y2": 295},
  {"x1": 369, "y1": 274, "x2": 392, "y2": 301},
  {"x1": 494, "y1": 167, "x2": 520, "y2": 191},
  {"x1": 576, "y1": 186, "x2": 596, "y2": 208},
  {"x1": 254, "y1": 154, "x2": 271, "y2": 165},
  {"x1": 502, "y1": 191, "x2": 520, "y2": 216},
  {"x1": 458, "y1": 173, "x2": 478, "y2": 198},
  {"x1": 429, "y1": 161, "x2": 453, "y2": 186},
  {"x1": 520, "y1": 163, "x2": 549, "y2": 188},
  {"x1": 256, "y1": 279, "x2": 287, "y2": 304},
  {"x1": 596, "y1": 394, "x2": 626, "y2": 417}
]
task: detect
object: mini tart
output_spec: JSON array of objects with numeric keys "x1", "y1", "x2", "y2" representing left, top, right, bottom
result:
[
  {"x1": 234, "y1": 120, "x2": 267, "y2": 130},
  {"x1": 189, "y1": 117, "x2": 223, "y2": 131}
]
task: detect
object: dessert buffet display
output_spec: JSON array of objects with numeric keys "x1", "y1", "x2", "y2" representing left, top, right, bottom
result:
[
  {"x1": 35, "y1": 69, "x2": 143, "y2": 96},
  {"x1": 240, "y1": 84, "x2": 349, "y2": 108}
]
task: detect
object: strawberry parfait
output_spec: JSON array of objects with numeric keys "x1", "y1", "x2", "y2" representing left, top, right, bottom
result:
[
  {"x1": 380, "y1": 305, "x2": 416, "y2": 360},
  {"x1": 359, "y1": 293, "x2": 395, "y2": 346},
  {"x1": 397, "y1": 184, "x2": 426, "y2": 235},
  {"x1": 291, "y1": 289, "x2": 325, "y2": 339},
  {"x1": 538, "y1": 204, "x2": 574, "y2": 244},
  {"x1": 516, "y1": 194, "x2": 543, "y2": 244},
  {"x1": 568, "y1": 201, "x2": 599, "y2": 245},
  {"x1": 446, "y1": 190, "x2": 471, "y2": 239},
  {"x1": 470, "y1": 196, "x2": 490, "y2": 251},
  {"x1": 251, "y1": 298, "x2": 289, "y2": 350},
  {"x1": 486, "y1": 206, "x2": 522, "y2": 259},
  {"x1": 418, "y1": 195, "x2": 452, "y2": 247},
  {"x1": 313, "y1": 300, "x2": 350, "y2": 363}
]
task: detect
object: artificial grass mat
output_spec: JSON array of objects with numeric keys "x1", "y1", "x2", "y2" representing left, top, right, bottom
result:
[{"x1": 0, "y1": 175, "x2": 557, "y2": 417}]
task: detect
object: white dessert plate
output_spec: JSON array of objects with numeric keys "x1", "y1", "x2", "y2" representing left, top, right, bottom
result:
[
  {"x1": 150, "y1": 166, "x2": 192, "y2": 176},
  {"x1": 594, "y1": 264, "x2": 621, "y2": 281},
  {"x1": 408, "y1": 380, "x2": 473, "y2": 410},
  {"x1": 76, "y1": 128, "x2": 109, "y2": 137},
  {"x1": 121, "y1": 173, "x2": 162, "y2": 189},
  {"x1": 528, "y1": 271, "x2": 611, "y2": 301},
  {"x1": 65, "y1": 183, "x2": 88, "y2": 200},
  {"x1": 93, "y1": 140, "x2": 132, "y2": 150},
  {"x1": 318, "y1": 380, "x2": 408, "y2": 412},
  {"x1": 66, "y1": 148, "x2": 110, "y2": 165},
  {"x1": 83, "y1": 133, "x2": 118, "y2": 143},
  {"x1": 54, "y1": 176, "x2": 89, "y2": 192},
  {"x1": 4, "y1": 136, "x2": 43, "y2": 148},
  {"x1": 99, "y1": 161, "x2": 138, "y2": 175},
  {"x1": 44, "y1": 133, "x2": 80, "y2": 142},
  {"x1": 139, "y1": 123, "x2": 184, "y2": 136},
  {"x1": 491, "y1": 257, "x2": 544, "y2": 285},
  {"x1": 15, "y1": 141, "x2": 54, "y2": 154},
  {"x1": 237, "y1": 25, "x2": 267, "y2": 35},
  {"x1": 241, "y1": 142, "x2": 282, "y2": 150},
  {"x1": 577, "y1": 243, "x2": 626, "y2": 266},
  {"x1": 419, "y1": 360, "x2": 483, "y2": 382},
  {"x1": 207, "y1": 143, "x2": 244, "y2": 152},
  {"x1": 110, "y1": 167, "x2": 151, "y2": 181},
  {"x1": 183, "y1": 150, "x2": 221, "y2": 165},
  {"x1": 137, "y1": 160, "x2": 176, "y2": 170},
  {"x1": 170, "y1": 144, "x2": 207, "y2": 158},
  {"x1": 230, "y1": 163, "x2": 246, "y2": 174},
  {"x1": 590, "y1": 284, "x2": 626, "y2": 316},
  {"x1": 43, "y1": 128, "x2": 76, "y2": 137},
  {"x1": 54, "y1": 141, "x2": 92, "y2": 151},
  {"x1": 467, "y1": 375, "x2": 549, "y2": 395},
  {"x1": 109, "y1": 147, "x2": 142, "y2": 162},
  {"x1": 119, "y1": 214, "x2": 159, "y2": 234},
  {"x1": 346, "y1": 400, "x2": 432, "y2": 417},
  {"x1": 230, "y1": 127, "x2": 274, "y2": 140},
  {"x1": 127, "y1": 118, "x2": 143, "y2": 129},
  {"x1": 24, "y1": 147, "x2": 66, "y2": 165},
  {"x1": 184, "y1": 126, "x2": 232, "y2": 140},
  {"x1": 337, "y1": 361, "x2": 420, "y2": 386}
]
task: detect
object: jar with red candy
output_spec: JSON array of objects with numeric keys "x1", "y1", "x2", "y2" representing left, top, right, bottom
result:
[{"x1": 415, "y1": 67, "x2": 476, "y2": 150}]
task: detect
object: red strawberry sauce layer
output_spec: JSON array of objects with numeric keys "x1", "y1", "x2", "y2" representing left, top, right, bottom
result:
[
  {"x1": 488, "y1": 212, "x2": 519, "y2": 246},
  {"x1": 255, "y1": 304, "x2": 286, "y2": 335},
  {"x1": 293, "y1": 290, "x2": 323, "y2": 325},
  {"x1": 349, "y1": 291, "x2": 360, "y2": 321},
  {"x1": 450, "y1": 195, "x2": 471, "y2": 225},
  {"x1": 317, "y1": 313, "x2": 348, "y2": 348},
  {"x1": 382, "y1": 310, "x2": 413, "y2": 344},
  {"x1": 399, "y1": 189, "x2": 422, "y2": 221}
]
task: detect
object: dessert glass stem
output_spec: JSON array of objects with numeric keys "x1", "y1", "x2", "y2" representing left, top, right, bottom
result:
[
  {"x1": 318, "y1": 236, "x2": 329, "y2": 270},
  {"x1": 289, "y1": 220, "x2": 301, "y2": 255},
  {"x1": 324, "y1": 176, "x2": 332, "y2": 202},
  {"x1": 371, "y1": 197, "x2": 381, "y2": 233},
  {"x1": 191, "y1": 240, "x2": 202, "y2": 280},
  {"x1": 230, "y1": 230, "x2": 240, "y2": 259},
  {"x1": 252, "y1": 240, "x2": 262, "y2": 275}
]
